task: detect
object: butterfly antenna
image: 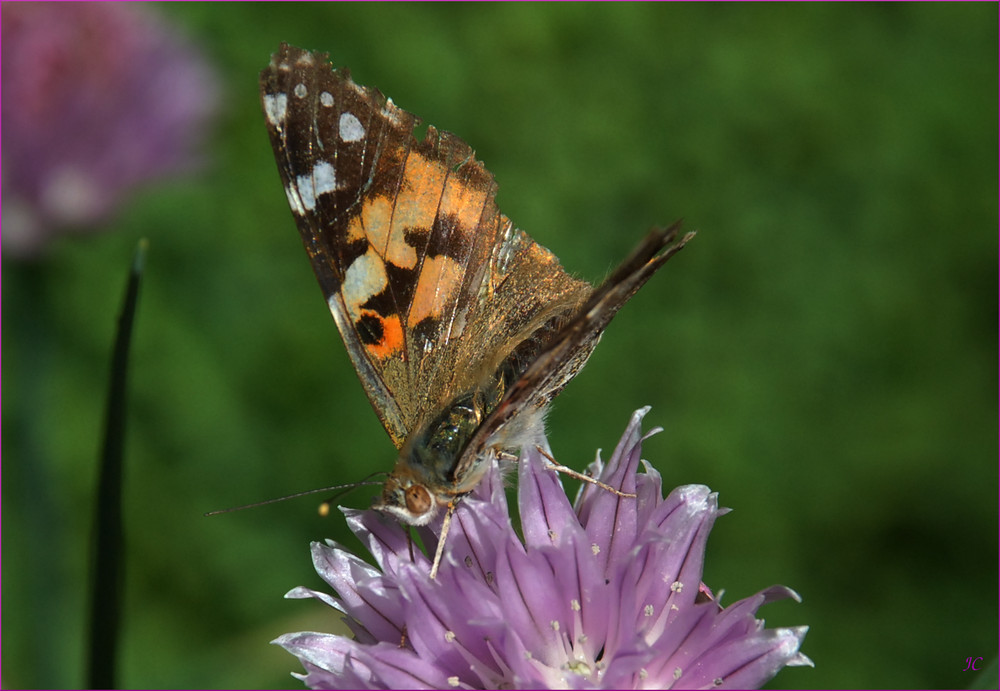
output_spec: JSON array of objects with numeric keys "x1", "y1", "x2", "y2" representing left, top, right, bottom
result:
[
  {"x1": 205, "y1": 474, "x2": 385, "y2": 517},
  {"x1": 316, "y1": 471, "x2": 389, "y2": 516}
]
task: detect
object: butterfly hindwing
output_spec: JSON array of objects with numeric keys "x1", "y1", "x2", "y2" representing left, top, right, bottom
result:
[{"x1": 454, "y1": 223, "x2": 692, "y2": 487}]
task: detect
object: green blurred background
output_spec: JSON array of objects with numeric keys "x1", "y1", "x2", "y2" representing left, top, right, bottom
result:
[{"x1": 3, "y1": 3, "x2": 996, "y2": 688}]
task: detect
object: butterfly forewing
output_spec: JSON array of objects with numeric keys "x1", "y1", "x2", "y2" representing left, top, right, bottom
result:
[{"x1": 260, "y1": 44, "x2": 591, "y2": 448}]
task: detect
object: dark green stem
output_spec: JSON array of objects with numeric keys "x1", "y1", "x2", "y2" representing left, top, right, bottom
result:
[{"x1": 87, "y1": 240, "x2": 147, "y2": 689}]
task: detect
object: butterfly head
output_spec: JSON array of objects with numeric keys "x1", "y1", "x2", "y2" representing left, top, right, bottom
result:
[
  {"x1": 372, "y1": 469, "x2": 441, "y2": 526},
  {"x1": 372, "y1": 390, "x2": 492, "y2": 525}
]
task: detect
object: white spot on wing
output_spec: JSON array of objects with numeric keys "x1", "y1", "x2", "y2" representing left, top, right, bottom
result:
[
  {"x1": 290, "y1": 163, "x2": 337, "y2": 214},
  {"x1": 312, "y1": 161, "x2": 337, "y2": 196},
  {"x1": 320, "y1": 91, "x2": 334, "y2": 107},
  {"x1": 263, "y1": 93, "x2": 288, "y2": 126},
  {"x1": 295, "y1": 174, "x2": 316, "y2": 211},
  {"x1": 294, "y1": 83, "x2": 307, "y2": 99},
  {"x1": 382, "y1": 99, "x2": 404, "y2": 126},
  {"x1": 343, "y1": 250, "x2": 388, "y2": 316},
  {"x1": 339, "y1": 112, "x2": 365, "y2": 142},
  {"x1": 284, "y1": 184, "x2": 305, "y2": 215}
]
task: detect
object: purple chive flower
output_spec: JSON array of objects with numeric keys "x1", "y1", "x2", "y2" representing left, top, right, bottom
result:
[
  {"x1": 1, "y1": 2, "x2": 218, "y2": 257},
  {"x1": 276, "y1": 409, "x2": 812, "y2": 689}
]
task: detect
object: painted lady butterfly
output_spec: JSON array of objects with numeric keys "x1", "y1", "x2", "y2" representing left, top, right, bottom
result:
[{"x1": 260, "y1": 44, "x2": 693, "y2": 574}]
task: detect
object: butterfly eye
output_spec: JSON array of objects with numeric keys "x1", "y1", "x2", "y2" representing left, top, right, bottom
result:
[{"x1": 404, "y1": 485, "x2": 432, "y2": 516}]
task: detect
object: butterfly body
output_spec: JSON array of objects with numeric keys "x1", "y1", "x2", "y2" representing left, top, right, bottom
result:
[{"x1": 260, "y1": 44, "x2": 692, "y2": 528}]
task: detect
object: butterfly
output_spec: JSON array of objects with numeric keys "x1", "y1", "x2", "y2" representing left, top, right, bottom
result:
[{"x1": 259, "y1": 43, "x2": 693, "y2": 576}]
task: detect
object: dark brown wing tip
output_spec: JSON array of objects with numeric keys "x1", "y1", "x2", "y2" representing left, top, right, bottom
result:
[
  {"x1": 648, "y1": 219, "x2": 695, "y2": 255},
  {"x1": 602, "y1": 219, "x2": 693, "y2": 289},
  {"x1": 270, "y1": 43, "x2": 332, "y2": 70},
  {"x1": 264, "y1": 43, "x2": 358, "y2": 94}
]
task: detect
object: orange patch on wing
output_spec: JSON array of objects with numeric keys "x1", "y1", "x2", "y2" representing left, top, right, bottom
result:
[
  {"x1": 362, "y1": 196, "x2": 394, "y2": 251},
  {"x1": 385, "y1": 152, "x2": 447, "y2": 270},
  {"x1": 408, "y1": 255, "x2": 464, "y2": 328},
  {"x1": 345, "y1": 214, "x2": 365, "y2": 243},
  {"x1": 438, "y1": 177, "x2": 488, "y2": 237},
  {"x1": 362, "y1": 310, "x2": 404, "y2": 360},
  {"x1": 393, "y1": 153, "x2": 447, "y2": 229},
  {"x1": 344, "y1": 196, "x2": 395, "y2": 247}
]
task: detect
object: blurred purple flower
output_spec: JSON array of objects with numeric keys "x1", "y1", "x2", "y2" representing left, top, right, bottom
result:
[
  {"x1": 276, "y1": 408, "x2": 812, "y2": 689},
  {"x1": 1, "y1": 2, "x2": 218, "y2": 256}
]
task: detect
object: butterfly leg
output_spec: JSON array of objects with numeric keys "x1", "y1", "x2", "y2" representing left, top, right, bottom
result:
[{"x1": 535, "y1": 446, "x2": 637, "y2": 498}]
